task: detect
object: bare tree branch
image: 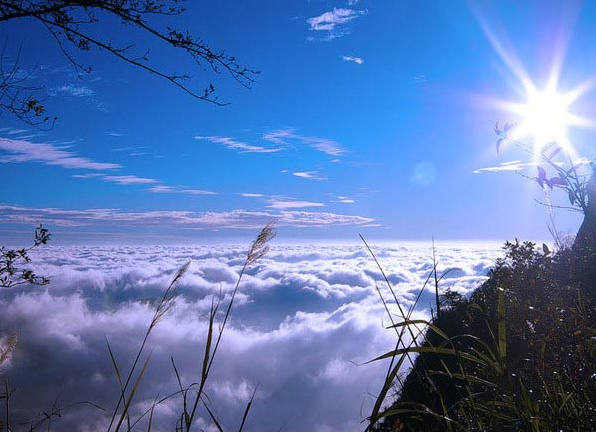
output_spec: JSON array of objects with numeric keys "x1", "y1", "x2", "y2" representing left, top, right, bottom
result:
[
  {"x1": 0, "y1": 0, "x2": 258, "y2": 124},
  {"x1": 0, "y1": 41, "x2": 56, "y2": 126}
]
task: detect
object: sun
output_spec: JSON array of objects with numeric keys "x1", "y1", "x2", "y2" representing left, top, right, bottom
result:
[
  {"x1": 510, "y1": 85, "x2": 577, "y2": 154},
  {"x1": 478, "y1": 20, "x2": 595, "y2": 158},
  {"x1": 521, "y1": 89, "x2": 570, "y2": 146},
  {"x1": 492, "y1": 77, "x2": 595, "y2": 158}
]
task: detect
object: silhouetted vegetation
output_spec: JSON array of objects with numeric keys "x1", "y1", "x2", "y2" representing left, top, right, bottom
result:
[
  {"x1": 494, "y1": 122, "x2": 595, "y2": 251},
  {"x1": 0, "y1": 225, "x2": 50, "y2": 288},
  {"x1": 368, "y1": 240, "x2": 595, "y2": 432}
]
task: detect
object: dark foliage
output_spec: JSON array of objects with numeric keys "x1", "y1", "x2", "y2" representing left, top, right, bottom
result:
[
  {"x1": 379, "y1": 240, "x2": 595, "y2": 431},
  {"x1": 0, "y1": 225, "x2": 50, "y2": 288}
]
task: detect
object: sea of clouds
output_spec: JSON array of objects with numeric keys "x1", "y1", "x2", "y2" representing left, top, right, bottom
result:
[{"x1": 0, "y1": 241, "x2": 504, "y2": 432}]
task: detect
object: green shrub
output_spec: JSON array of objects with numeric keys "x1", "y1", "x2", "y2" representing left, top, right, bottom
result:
[{"x1": 368, "y1": 240, "x2": 595, "y2": 432}]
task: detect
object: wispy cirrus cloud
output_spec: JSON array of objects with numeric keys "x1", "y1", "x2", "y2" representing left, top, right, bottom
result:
[
  {"x1": 267, "y1": 199, "x2": 325, "y2": 210},
  {"x1": 337, "y1": 196, "x2": 355, "y2": 204},
  {"x1": 102, "y1": 177, "x2": 217, "y2": 196},
  {"x1": 293, "y1": 171, "x2": 326, "y2": 181},
  {"x1": 0, "y1": 204, "x2": 374, "y2": 230},
  {"x1": 472, "y1": 160, "x2": 535, "y2": 174},
  {"x1": 195, "y1": 129, "x2": 345, "y2": 157},
  {"x1": 110, "y1": 145, "x2": 150, "y2": 157},
  {"x1": 195, "y1": 135, "x2": 282, "y2": 154},
  {"x1": 0, "y1": 137, "x2": 121, "y2": 170},
  {"x1": 307, "y1": 8, "x2": 366, "y2": 39},
  {"x1": 307, "y1": 8, "x2": 365, "y2": 32},
  {"x1": 148, "y1": 185, "x2": 217, "y2": 195},
  {"x1": 103, "y1": 175, "x2": 159, "y2": 185},
  {"x1": 413, "y1": 74, "x2": 428, "y2": 83},
  {"x1": 0, "y1": 128, "x2": 28, "y2": 135},
  {"x1": 49, "y1": 84, "x2": 95, "y2": 97},
  {"x1": 72, "y1": 173, "x2": 104, "y2": 179},
  {"x1": 264, "y1": 128, "x2": 345, "y2": 156},
  {"x1": 473, "y1": 158, "x2": 592, "y2": 175},
  {"x1": 238, "y1": 193, "x2": 264, "y2": 198},
  {"x1": 0, "y1": 138, "x2": 214, "y2": 195},
  {"x1": 342, "y1": 56, "x2": 363, "y2": 64}
]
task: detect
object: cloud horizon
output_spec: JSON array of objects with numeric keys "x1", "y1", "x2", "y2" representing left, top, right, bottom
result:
[{"x1": 0, "y1": 242, "x2": 502, "y2": 431}]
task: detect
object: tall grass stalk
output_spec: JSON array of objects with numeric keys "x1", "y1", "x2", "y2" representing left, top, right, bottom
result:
[
  {"x1": 108, "y1": 262, "x2": 190, "y2": 432},
  {"x1": 359, "y1": 235, "x2": 454, "y2": 431},
  {"x1": 64, "y1": 223, "x2": 276, "y2": 432},
  {"x1": 366, "y1": 240, "x2": 594, "y2": 432},
  {"x1": 104, "y1": 223, "x2": 275, "y2": 432}
]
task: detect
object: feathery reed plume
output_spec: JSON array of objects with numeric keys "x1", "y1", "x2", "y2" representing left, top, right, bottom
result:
[
  {"x1": 108, "y1": 224, "x2": 274, "y2": 432},
  {"x1": 108, "y1": 261, "x2": 190, "y2": 432},
  {"x1": 151, "y1": 261, "x2": 190, "y2": 329},
  {"x1": 247, "y1": 222, "x2": 276, "y2": 265},
  {"x1": 0, "y1": 333, "x2": 16, "y2": 432},
  {"x1": 182, "y1": 223, "x2": 275, "y2": 432},
  {"x1": 0, "y1": 332, "x2": 17, "y2": 368}
]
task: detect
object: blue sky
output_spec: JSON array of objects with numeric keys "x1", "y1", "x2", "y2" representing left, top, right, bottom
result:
[{"x1": 1, "y1": 0, "x2": 595, "y2": 242}]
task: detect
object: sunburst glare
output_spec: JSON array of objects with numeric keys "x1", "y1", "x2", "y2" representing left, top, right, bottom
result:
[
  {"x1": 491, "y1": 74, "x2": 596, "y2": 161},
  {"x1": 505, "y1": 83, "x2": 584, "y2": 155},
  {"x1": 479, "y1": 17, "x2": 595, "y2": 159}
]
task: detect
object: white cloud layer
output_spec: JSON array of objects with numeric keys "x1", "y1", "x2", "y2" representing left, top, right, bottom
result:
[{"x1": 0, "y1": 242, "x2": 503, "y2": 431}]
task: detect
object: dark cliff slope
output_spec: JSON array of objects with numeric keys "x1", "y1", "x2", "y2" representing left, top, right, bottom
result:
[{"x1": 378, "y1": 240, "x2": 595, "y2": 431}]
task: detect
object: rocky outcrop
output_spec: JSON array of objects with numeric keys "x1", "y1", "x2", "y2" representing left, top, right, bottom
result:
[
  {"x1": 574, "y1": 168, "x2": 596, "y2": 251},
  {"x1": 571, "y1": 167, "x2": 596, "y2": 293}
]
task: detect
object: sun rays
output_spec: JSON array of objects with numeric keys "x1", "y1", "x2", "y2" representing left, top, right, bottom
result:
[
  {"x1": 478, "y1": 15, "x2": 595, "y2": 159},
  {"x1": 502, "y1": 82, "x2": 589, "y2": 156}
]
